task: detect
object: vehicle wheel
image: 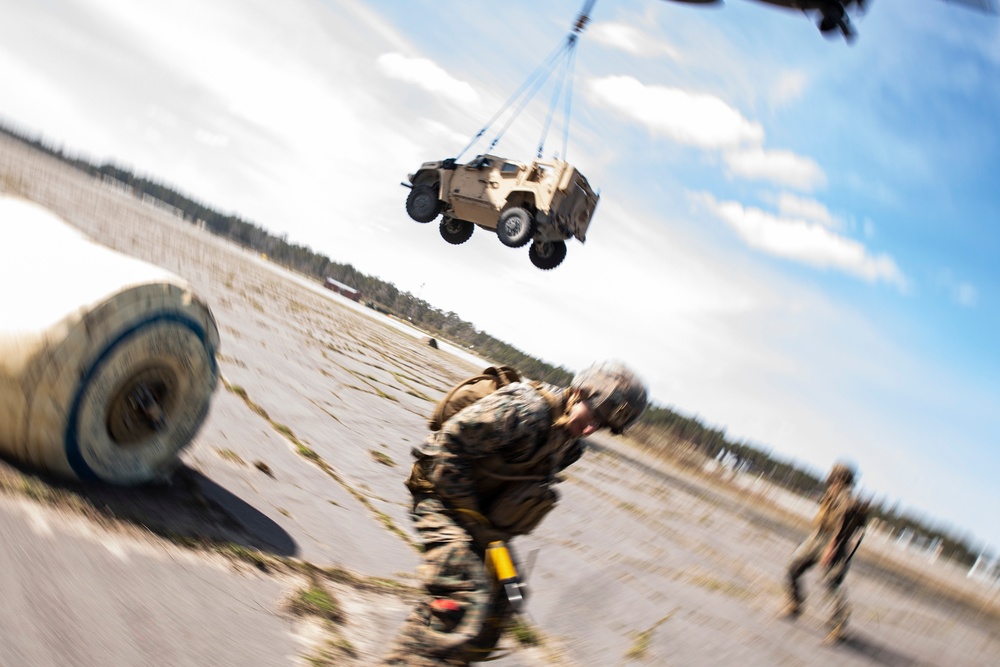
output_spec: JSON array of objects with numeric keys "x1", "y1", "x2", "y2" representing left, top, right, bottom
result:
[
  {"x1": 405, "y1": 184, "x2": 441, "y2": 223},
  {"x1": 529, "y1": 240, "x2": 567, "y2": 270},
  {"x1": 496, "y1": 207, "x2": 535, "y2": 248},
  {"x1": 439, "y1": 218, "x2": 474, "y2": 245}
]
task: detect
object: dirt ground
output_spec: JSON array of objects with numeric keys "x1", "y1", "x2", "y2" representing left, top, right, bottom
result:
[{"x1": 1, "y1": 135, "x2": 998, "y2": 666}]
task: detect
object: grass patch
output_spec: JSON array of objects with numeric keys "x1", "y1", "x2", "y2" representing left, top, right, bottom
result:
[
  {"x1": 370, "y1": 450, "x2": 396, "y2": 467},
  {"x1": 288, "y1": 577, "x2": 344, "y2": 624},
  {"x1": 376, "y1": 388, "x2": 398, "y2": 401},
  {"x1": 216, "y1": 354, "x2": 246, "y2": 369},
  {"x1": 19, "y1": 477, "x2": 56, "y2": 503},
  {"x1": 304, "y1": 637, "x2": 357, "y2": 666},
  {"x1": 625, "y1": 630, "x2": 652, "y2": 660},
  {"x1": 217, "y1": 449, "x2": 246, "y2": 465},
  {"x1": 625, "y1": 611, "x2": 676, "y2": 660},
  {"x1": 254, "y1": 460, "x2": 274, "y2": 477},
  {"x1": 297, "y1": 444, "x2": 321, "y2": 462},
  {"x1": 374, "y1": 510, "x2": 412, "y2": 545},
  {"x1": 223, "y1": 379, "x2": 270, "y2": 419},
  {"x1": 509, "y1": 617, "x2": 541, "y2": 646},
  {"x1": 216, "y1": 543, "x2": 273, "y2": 572}
]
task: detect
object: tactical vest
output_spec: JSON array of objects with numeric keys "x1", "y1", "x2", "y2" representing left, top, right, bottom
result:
[
  {"x1": 406, "y1": 381, "x2": 572, "y2": 536},
  {"x1": 815, "y1": 484, "x2": 853, "y2": 535},
  {"x1": 427, "y1": 366, "x2": 522, "y2": 432}
]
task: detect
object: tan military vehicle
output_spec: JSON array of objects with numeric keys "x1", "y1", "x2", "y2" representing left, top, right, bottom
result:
[{"x1": 404, "y1": 154, "x2": 600, "y2": 270}]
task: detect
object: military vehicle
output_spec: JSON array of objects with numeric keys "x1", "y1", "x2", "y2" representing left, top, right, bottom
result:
[{"x1": 404, "y1": 154, "x2": 599, "y2": 270}]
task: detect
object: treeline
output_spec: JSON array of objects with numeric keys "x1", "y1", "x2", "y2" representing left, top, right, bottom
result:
[{"x1": 0, "y1": 122, "x2": 983, "y2": 566}]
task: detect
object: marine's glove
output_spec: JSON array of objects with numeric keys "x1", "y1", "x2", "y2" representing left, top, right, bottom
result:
[{"x1": 452, "y1": 507, "x2": 511, "y2": 550}]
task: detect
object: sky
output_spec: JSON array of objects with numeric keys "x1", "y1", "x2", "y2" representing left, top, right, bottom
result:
[{"x1": 1, "y1": 0, "x2": 997, "y2": 550}]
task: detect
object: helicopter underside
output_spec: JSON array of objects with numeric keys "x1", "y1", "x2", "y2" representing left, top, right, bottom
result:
[{"x1": 664, "y1": 0, "x2": 861, "y2": 39}]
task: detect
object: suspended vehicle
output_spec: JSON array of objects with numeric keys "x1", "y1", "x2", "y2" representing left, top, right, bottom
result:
[
  {"x1": 403, "y1": 1, "x2": 600, "y2": 271},
  {"x1": 405, "y1": 154, "x2": 598, "y2": 271}
]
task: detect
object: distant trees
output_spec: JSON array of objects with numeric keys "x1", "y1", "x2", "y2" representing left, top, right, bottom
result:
[{"x1": 1, "y1": 121, "x2": 981, "y2": 567}]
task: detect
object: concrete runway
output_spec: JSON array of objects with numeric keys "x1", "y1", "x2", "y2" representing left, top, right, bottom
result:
[{"x1": 2, "y1": 135, "x2": 998, "y2": 666}]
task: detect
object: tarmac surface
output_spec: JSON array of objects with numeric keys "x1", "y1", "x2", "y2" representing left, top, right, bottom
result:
[{"x1": 2, "y1": 135, "x2": 998, "y2": 666}]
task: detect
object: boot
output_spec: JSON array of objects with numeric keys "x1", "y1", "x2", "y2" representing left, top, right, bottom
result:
[
  {"x1": 779, "y1": 599, "x2": 801, "y2": 620},
  {"x1": 823, "y1": 620, "x2": 846, "y2": 645}
]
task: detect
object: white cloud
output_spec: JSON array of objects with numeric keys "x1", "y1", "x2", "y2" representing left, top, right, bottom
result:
[
  {"x1": 774, "y1": 193, "x2": 841, "y2": 230},
  {"x1": 588, "y1": 22, "x2": 681, "y2": 60},
  {"x1": 935, "y1": 269, "x2": 979, "y2": 307},
  {"x1": 416, "y1": 118, "x2": 470, "y2": 151},
  {"x1": 770, "y1": 70, "x2": 808, "y2": 107},
  {"x1": 697, "y1": 193, "x2": 907, "y2": 288},
  {"x1": 587, "y1": 75, "x2": 764, "y2": 149},
  {"x1": 375, "y1": 52, "x2": 479, "y2": 106},
  {"x1": 194, "y1": 128, "x2": 230, "y2": 148},
  {"x1": 724, "y1": 147, "x2": 826, "y2": 191}
]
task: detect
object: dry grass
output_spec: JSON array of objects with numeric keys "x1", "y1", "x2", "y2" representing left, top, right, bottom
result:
[
  {"x1": 217, "y1": 449, "x2": 246, "y2": 466},
  {"x1": 288, "y1": 576, "x2": 344, "y2": 624},
  {"x1": 369, "y1": 450, "x2": 396, "y2": 467}
]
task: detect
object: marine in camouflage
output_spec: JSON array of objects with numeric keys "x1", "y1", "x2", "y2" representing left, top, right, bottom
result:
[
  {"x1": 384, "y1": 363, "x2": 647, "y2": 665},
  {"x1": 784, "y1": 463, "x2": 865, "y2": 642},
  {"x1": 572, "y1": 361, "x2": 648, "y2": 434},
  {"x1": 384, "y1": 383, "x2": 562, "y2": 665},
  {"x1": 381, "y1": 495, "x2": 511, "y2": 666}
]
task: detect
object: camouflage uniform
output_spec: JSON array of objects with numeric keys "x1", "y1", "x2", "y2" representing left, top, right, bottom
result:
[
  {"x1": 382, "y1": 382, "x2": 577, "y2": 666},
  {"x1": 785, "y1": 476, "x2": 859, "y2": 638}
]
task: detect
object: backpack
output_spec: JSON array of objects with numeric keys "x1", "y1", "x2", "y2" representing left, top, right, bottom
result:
[
  {"x1": 833, "y1": 496, "x2": 871, "y2": 563},
  {"x1": 410, "y1": 366, "x2": 569, "y2": 535},
  {"x1": 428, "y1": 366, "x2": 523, "y2": 431}
]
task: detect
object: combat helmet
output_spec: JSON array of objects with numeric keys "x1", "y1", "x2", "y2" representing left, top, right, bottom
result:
[
  {"x1": 828, "y1": 461, "x2": 857, "y2": 487},
  {"x1": 571, "y1": 361, "x2": 648, "y2": 435}
]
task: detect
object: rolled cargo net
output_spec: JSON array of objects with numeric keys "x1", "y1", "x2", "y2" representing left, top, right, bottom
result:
[{"x1": 0, "y1": 196, "x2": 220, "y2": 484}]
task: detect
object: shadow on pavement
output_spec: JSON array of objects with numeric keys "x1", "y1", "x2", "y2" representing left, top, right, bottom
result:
[
  {"x1": 837, "y1": 632, "x2": 926, "y2": 667},
  {"x1": 0, "y1": 460, "x2": 298, "y2": 558},
  {"x1": 189, "y1": 468, "x2": 298, "y2": 555}
]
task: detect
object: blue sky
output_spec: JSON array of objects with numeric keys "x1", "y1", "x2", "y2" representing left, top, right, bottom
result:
[{"x1": 1, "y1": 0, "x2": 997, "y2": 549}]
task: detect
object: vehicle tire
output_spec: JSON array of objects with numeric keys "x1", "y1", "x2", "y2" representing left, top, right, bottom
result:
[
  {"x1": 405, "y1": 184, "x2": 441, "y2": 223},
  {"x1": 529, "y1": 240, "x2": 567, "y2": 270},
  {"x1": 439, "y1": 218, "x2": 474, "y2": 245},
  {"x1": 496, "y1": 207, "x2": 535, "y2": 248}
]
